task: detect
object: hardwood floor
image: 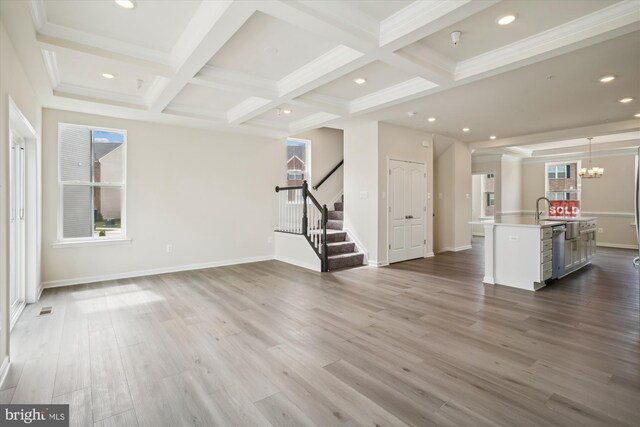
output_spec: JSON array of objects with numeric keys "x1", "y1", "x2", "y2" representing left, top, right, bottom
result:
[{"x1": 5, "y1": 238, "x2": 639, "y2": 426}]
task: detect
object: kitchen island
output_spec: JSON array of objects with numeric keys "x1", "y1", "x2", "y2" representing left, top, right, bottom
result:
[{"x1": 479, "y1": 217, "x2": 597, "y2": 291}]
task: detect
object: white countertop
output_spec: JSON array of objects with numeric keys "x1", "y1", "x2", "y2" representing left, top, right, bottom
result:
[{"x1": 470, "y1": 216, "x2": 597, "y2": 228}]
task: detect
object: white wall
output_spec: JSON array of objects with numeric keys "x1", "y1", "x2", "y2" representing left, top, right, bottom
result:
[
  {"x1": 378, "y1": 122, "x2": 434, "y2": 261},
  {"x1": 41, "y1": 109, "x2": 282, "y2": 286},
  {"x1": 501, "y1": 155, "x2": 522, "y2": 214},
  {"x1": 343, "y1": 121, "x2": 379, "y2": 263},
  {"x1": 0, "y1": 20, "x2": 42, "y2": 368},
  {"x1": 291, "y1": 127, "x2": 343, "y2": 206},
  {"x1": 453, "y1": 141, "x2": 472, "y2": 249},
  {"x1": 434, "y1": 138, "x2": 472, "y2": 252}
]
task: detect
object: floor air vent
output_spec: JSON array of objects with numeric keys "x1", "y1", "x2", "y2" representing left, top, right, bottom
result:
[{"x1": 39, "y1": 306, "x2": 53, "y2": 316}]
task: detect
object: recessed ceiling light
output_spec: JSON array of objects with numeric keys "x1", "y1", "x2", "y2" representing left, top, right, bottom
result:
[
  {"x1": 490, "y1": 135, "x2": 496, "y2": 140},
  {"x1": 619, "y1": 97, "x2": 634, "y2": 103},
  {"x1": 407, "y1": 112, "x2": 417, "y2": 118},
  {"x1": 282, "y1": 109, "x2": 292, "y2": 115},
  {"x1": 497, "y1": 14, "x2": 516, "y2": 25},
  {"x1": 599, "y1": 75, "x2": 615, "y2": 83},
  {"x1": 462, "y1": 127, "x2": 470, "y2": 132},
  {"x1": 634, "y1": 113, "x2": 640, "y2": 118},
  {"x1": 102, "y1": 73, "x2": 115, "y2": 79},
  {"x1": 427, "y1": 117, "x2": 436, "y2": 122},
  {"x1": 354, "y1": 77, "x2": 367, "y2": 85},
  {"x1": 114, "y1": 0, "x2": 136, "y2": 9}
]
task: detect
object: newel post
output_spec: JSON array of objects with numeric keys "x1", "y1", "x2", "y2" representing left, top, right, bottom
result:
[{"x1": 302, "y1": 180, "x2": 309, "y2": 235}]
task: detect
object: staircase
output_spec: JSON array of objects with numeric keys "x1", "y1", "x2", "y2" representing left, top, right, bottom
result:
[{"x1": 326, "y1": 197, "x2": 365, "y2": 270}]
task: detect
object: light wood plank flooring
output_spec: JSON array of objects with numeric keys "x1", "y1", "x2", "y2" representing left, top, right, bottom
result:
[{"x1": 5, "y1": 238, "x2": 640, "y2": 426}]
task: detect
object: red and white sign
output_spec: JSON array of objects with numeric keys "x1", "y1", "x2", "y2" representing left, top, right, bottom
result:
[{"x1": 549, "y1": 200, "x2": 580, "y2": 217}]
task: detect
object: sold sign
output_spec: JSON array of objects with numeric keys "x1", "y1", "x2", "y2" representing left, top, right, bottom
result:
[{"x1": 549, "y1": 200, "x2": 580, "y2": 217}]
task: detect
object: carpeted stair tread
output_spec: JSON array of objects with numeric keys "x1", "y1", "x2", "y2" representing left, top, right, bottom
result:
[
  {"x1": 327, "y1": 219, "x2": 343, "y2": 230},
  {"x1": 328, "y1": 210, "x2": 343, "y2": 220},
  {"x1": 327, "y1": 241, "x2": 355, "y2": 255},
  {"x1": 328, "y1": 252, "x2": 365, "y2": 270},
  {"x1": 310, "y1": 229, "x2": 346, "y2": 242},
  {"x1": 334, "y1": 202, "x2": 343, "y2": 211}
]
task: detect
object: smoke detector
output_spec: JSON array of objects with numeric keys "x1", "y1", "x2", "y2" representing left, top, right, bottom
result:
[{"x1": 450, "y1": 31, "x2": 461, "y2": 47}]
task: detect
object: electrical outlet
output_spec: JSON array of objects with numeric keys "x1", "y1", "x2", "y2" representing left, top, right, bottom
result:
[
  {"x1": 166, "y1": 244, "x2": 173, "y2": 253},
  {"x1": 598, "y1": 228, "x2": 603, "y2": 233}
]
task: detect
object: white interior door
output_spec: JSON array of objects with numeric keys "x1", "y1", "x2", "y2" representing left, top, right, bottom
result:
[
  {"x1": 389, "y1": 160, "x2": 426, "y2": 263},
  {"x1": 9, "y1": 133, "x2": 26, "y2": 324}
]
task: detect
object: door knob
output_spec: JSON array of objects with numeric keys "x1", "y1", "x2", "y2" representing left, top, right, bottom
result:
[{"x1": 405, "y1": 215, "x2": 413, "y2": 219}]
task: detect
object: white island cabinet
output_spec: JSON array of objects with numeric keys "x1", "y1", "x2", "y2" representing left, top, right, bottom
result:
[
  {"x1": 481, "y1": 217, "x2": 597, "y2": 291},
  {"x1": 483, "y1": 219, "x2": 563, "y2": 291}
]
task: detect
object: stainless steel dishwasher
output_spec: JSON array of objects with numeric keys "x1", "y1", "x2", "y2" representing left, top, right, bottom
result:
[{"x1": 552, "y1": 225, "x2": 566, "y2": 279}]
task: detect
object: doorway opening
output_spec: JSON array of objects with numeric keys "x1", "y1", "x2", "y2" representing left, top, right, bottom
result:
[
  {"x1": 471, "y1": 172, "x2": 496, "y2": 237},
  {"x1": 7, "y1": 98, "x2": 39, "y2": 330}
]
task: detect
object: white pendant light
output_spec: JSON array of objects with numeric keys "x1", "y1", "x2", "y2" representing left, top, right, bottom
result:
[{"x1": 578, "y1": 137, "x2": 604, "y2": 178}]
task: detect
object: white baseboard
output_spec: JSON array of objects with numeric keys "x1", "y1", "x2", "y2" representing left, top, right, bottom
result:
[
  {"x1": 440, "y1": 245, "x2": 472, "y2": 253},
  {"x1": 368, "y1": 260, "x2": 387, "y2": 267},
  {"x1": 37, "y1": 283, "x2": 44, "y2": 301},
  {"x1": 425, "y1": 252, "x2": 435, "y2": 258},
  {"x1": 41, "y1": 255, "x2": 274, "y2": 289},
  {"x1": 597, "y1": 242, "x2": 639, "y2": 250},
  {"x1": 0, "y1": 356, "x2": 9, "y2": 391}
]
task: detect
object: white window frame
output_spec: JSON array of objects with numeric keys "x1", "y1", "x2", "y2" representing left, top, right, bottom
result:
[
  {"x1": 286, "y1": 137, "x2": 311, "y2": 184},
  {"x1": 544, "y1": 160, "x2": 581, "y2": 202},
  {"x1": 56, "y1": 123, "x2": 128, "y2": 245}
]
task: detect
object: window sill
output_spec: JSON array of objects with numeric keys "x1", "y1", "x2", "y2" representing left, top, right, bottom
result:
[{"x1": 52, "y1": 238, "x2": 132, "y2": 249}]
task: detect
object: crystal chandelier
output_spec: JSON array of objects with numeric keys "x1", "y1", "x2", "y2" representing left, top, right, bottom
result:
[{"x1": 578, "y1": 137, "x2": 604, "y2": 178}]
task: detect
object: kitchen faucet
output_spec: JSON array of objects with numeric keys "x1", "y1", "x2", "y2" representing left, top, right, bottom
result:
[{"x1": 535, "y1": 197, "x2": 551, "y2": 222}]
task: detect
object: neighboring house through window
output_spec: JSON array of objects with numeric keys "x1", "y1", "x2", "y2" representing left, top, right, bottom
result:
[
  {"x1": 483, "y1": 173, "x2": 495, "y2": 217},
  {"x1": 58, "y1": 123, "x2": 126, "y2": 241},
  {"x1": 545, "y1": 161, "x2": 581, "y2": 216},
  {"x1": 286, "y1": 138, "x2": 310, "y2": 202}
]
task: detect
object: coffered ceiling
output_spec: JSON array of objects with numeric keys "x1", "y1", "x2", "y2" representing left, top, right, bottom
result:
[{"x1": 2, "y1": 0, "x2": 639, "y2": 150}]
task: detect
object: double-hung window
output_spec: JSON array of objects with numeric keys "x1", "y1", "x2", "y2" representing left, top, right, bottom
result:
[
  {"x1": 58, "y1": 123, "x2": 126, "y2": 242},
  {"x1": 545, "y1": 161, "x2": 581, "y2": 216}
]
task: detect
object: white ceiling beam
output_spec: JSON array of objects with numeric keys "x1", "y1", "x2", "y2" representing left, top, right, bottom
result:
[
  {"x1": 227, "y1": 97, "x2": 274, "y2": 124},
  {"x1": 456, "y1": 0, "x2": 640, "y2": 82},
  {"x1": 289, "y1": 112, "x2": 341, "y2": 134},
  {"x1": 147, "y1": 1, "x2": 256, "y2": 113},
  {"x1": 52, "y1": 83, "x2": 146, "y2": 109},
  {"x1": 34, "y1": 33, "x2": 174, "y2": 76},
  {"x1": 379, "y1": 0, "x2": 499, "y2": 50},
  {"x1": 256, "y1": 0, "x2": 377, "y2": 52},
  {"x1": 191, "y1": 66, "x2": 278, "y2": 99},
  {"x1": 229, "y1": 53, "x2": 373, "y2": 126},
  {"x1": 350, "y1": 77, "x2": 438, "y2": 114},
  {"x1": 277, "y1": 45, "x2": 365, "y2": 97},
  {"x1": 531, "y1": 139, "x2": 640, "y2": 157},
  {"x1": 470, "y1": 119, "x2": 640, "y2": 151}
]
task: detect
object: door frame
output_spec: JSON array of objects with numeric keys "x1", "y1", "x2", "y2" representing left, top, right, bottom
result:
[
  {"x1": 386, "y1": 157, "x2": 428, "y2": 264},
  {"x1": 9, "y1": 132, "x2": 26, "y2": 328},
  {"x1": 7, "y1": 97, "x2": 40, "y2": 328},
  {"x1": 471, "y1": 171, "x2": 497, "y2": 237}
]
